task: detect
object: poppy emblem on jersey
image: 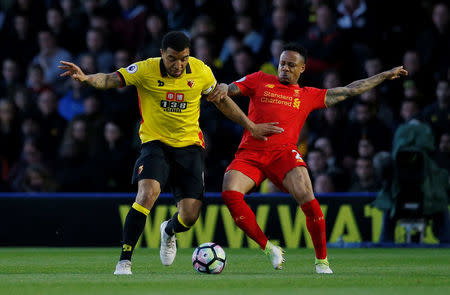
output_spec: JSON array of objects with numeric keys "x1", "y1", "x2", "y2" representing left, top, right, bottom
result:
[
  {"x1": 187, "y1": 80, "x2": 195, "y2": 88},
  {"x1": 265, "y1": 84, "x2": 275, "y2": 88},
  {"x1": 138, "y1": 165, "x2": 144, "y2": 175},
  {"x1": 126, "y1": 64, "x2": 138, "y2": 74}
]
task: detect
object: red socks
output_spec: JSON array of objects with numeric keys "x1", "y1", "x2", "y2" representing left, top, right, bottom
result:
[
  {"x1": 222, "y1": 190, "x2": 268, "y2": 249},
  {"x1": 301, "y1": 198, "x2": 327, "y2": 259}
]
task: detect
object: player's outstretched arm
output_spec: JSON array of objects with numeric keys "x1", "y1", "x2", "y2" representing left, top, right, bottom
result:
[
  {"x1": 213, "y1": 96, "x2": 283, "y2": 141},
  {"x1": 59, "y1": 61, "x2": 122, "y2": 90},
  {"x1": 325, "y1": 66, "x2": 408, "y2": 107}
]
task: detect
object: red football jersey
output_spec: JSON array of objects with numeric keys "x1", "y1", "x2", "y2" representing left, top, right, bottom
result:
[{"x1": 234, "y1": 71, "x2": 327, "y2": 150}]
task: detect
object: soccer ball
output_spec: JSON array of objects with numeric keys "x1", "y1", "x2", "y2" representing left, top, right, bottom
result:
[{"x1": 192, "y1": 242, "x2": 226, "y2": 274}]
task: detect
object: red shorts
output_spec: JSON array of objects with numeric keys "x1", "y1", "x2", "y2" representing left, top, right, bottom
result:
[{"x1": 225, "y1": 147, "x2": 307, "y2": 192}]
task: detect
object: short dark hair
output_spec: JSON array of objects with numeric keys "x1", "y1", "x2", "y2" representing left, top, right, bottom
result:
[
  {"x1": 161, "y1": 31, "x2": 191, "y2": 52},
  {"x1": 282, "y1": 43, "x2": 307, "y2": 63}
]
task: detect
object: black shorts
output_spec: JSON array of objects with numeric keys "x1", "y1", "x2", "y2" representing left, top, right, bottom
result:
[{"x1": 132, "y1": 140, "x2": 205, "y2": 201}]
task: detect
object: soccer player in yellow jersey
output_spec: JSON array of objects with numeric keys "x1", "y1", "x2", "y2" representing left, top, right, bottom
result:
[{"x1": 59, "y1": 31, "x2": 283, "y2": 275}]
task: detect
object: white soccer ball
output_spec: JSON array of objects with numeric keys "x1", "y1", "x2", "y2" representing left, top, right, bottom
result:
[{"x1": 192, "y1": 242, "x2": 226, "y2": 274}]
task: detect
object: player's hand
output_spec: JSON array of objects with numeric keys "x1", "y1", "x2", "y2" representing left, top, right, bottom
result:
[
  {"x1": 385, "y1": 66, "x2": 408, "y2": 80},
  {"x1": 58, "y1": 61, "x2": 87, "y2": 82},
  {"x1": 207, "y1": 83, "x2": 228, "y2": 102},
  {"x1": 250, "y1": 122, "x2": 284, "y2": 141}
]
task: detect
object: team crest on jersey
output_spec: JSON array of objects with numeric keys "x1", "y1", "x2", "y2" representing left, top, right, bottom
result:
[
  {"x1": 187, "y1": 80, "x2": 195, "y2": 88},
  {"x1": 126, "y1": 64, "x2": 138, "y2": 74},
  {"x1": 294, "y1": 89, "x2": 300, "y2": 96},
  {"x1": 265, "y1": 84, "x2": 275, "y2": 88}
]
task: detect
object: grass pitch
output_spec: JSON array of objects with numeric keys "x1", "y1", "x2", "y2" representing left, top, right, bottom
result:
[{"x1": 0, "y1": 248, "x2": 449, "y2": 295}]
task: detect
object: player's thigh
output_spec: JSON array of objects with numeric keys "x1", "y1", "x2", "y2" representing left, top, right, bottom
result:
[
  {"x1": 132, "y1": 141, "x2": 170, "y2": 187},
  {"x1": 170, "y1": 144, "x2": 205, "y2": 202},
  {"x1": 222, "y1": 169, "x2": 257, "y2": 194},
  {"x1": 282, "y1": 166, "x2": 315, "y2": 205}
]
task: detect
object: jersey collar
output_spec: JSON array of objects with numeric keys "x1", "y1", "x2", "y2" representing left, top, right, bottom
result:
[{"x1": 159, "y1": 59, "x2": 192, "y2": 77}]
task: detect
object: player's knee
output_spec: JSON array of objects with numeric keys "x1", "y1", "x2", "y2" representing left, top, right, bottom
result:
[
  {"x1": 136, "y1": 185, "x2": 160, "y2": 206},
  {"x1": 222, "y1": 190, "x2": 244, "y2": 206}
]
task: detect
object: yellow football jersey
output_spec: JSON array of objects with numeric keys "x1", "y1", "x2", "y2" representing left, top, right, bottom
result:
[{"x1": 117, "y1": 57, "x2": 216, "y2": 148}]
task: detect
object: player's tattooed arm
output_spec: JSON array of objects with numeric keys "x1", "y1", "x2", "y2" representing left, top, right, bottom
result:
[
  {"x1": 86, "y1": 73, "x2": 122, "y2": 89},
  {"x1": 227, "y1": 83, "x2": 242, "y2": 97},
  {"x1": 213, "y1": 96, "x2": 283, "y2": 140},
  {"x1": 325, "y1": 66, "x2": 408, "y2": 107},
  {"x1": 59, "y1": 61, "x2": 122, "y2": 90}
]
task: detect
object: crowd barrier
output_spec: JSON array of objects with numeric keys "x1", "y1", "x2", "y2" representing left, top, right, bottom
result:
[{"x1": 0, "y1": 192, "x2": 443, "y2": 247}]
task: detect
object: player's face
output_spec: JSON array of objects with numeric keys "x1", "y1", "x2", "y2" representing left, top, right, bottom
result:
[
  {"x1": 278, "y1": 50, "x2": 305, "y2": 85},
  {"x1": 161, "y1": 47, "x2": 190, "y2": 78}
]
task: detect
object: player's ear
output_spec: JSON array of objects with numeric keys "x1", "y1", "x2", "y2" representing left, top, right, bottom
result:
[{"x1": 300, "y1": 64, "x2": 306, "y2": 74}]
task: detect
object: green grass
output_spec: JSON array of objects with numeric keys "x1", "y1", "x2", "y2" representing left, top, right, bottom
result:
[{"x1": 0, "y1": 248, "x2": 449, "y2": 295}]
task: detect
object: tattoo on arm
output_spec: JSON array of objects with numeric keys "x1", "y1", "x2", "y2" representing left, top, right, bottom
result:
[
  {"x1": 87, "y1": 73, "x2": 122, "y2": 90},
  {"x1": 227, "y1": 83, "x2": 241, "y2": 97},
  {"x1": 325, "y1": 72, "x2": 388, "y2": 107}
]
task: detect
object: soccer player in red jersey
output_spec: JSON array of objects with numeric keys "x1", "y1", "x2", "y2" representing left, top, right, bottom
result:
[{"x1": 213, "y1": 43, "x2": 408, "y2": 273}]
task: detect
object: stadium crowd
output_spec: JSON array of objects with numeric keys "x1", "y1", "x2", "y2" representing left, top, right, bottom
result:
[{"x1": 0, "y1": 0, "x2": 448, "y2": 193}]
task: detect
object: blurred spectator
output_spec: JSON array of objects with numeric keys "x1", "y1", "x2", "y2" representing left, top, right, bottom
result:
[
  {"x1": 301, "y1": 5, "x2": 345, "y2": 84},
  {"x1": 419, "y1": 80, "x2": 449, "y2": 140},
  {"x1": 360, "y1": 89, "x2": 394, "y2": 129},
  {"x1": 46, "y1": 5, "x2": 76, "y2": 54},
  {"x1": 345, "y1": 100, "x2": 392, "y2": 158},
  {"x1": 36, "y1": 89, "x2": 66, "y2": 156},
  {"x1": 314, "y1": 173, "x2": 335, "y2": 193},
  {"x1": 31, "y1": 29, "x2": 72, "y2": 92},
  {"x1": 160, "y1": 0, "x2": 192, "y2": 32},
  {"x1": 26, "y1": 64, "x2": 52, "y2": 101},
  {"x1": 138, "y1": 13, "x2": 167, "y2": 59},
  {"x1": 357, "y1": 138, "x2": 375, "y2": 159},
  {"x1": 349, "y1": 157, "x2": 380, "y2": 192},
  {"x1": 416, "y1": 2, "x2": 450, "y2": 80},
  {"x1": 60, "y1": 0, "x2": 89, "y2": 43},
  {"x1": 18, "y1": 163, "x2": 58, "y2": 192},
  {"x1": 0, "y1": 58, "x2": 20, "y2": 98},
  {"x1": 110, "y1": 0, "x2": 147, "y2": 52},
  {"x1": 262, "y1": 7, "x2": 296, "y2": 48},
  {"x1": 92, "y1": 120, "x2": 134, "y2": 192},
  {"x1": 399, "y1": 98, "x2": 420, "y2": 124},
  {"x1": 306, "y1": 148, "x2": 328, "y2": 185},
  {"x1": 227, "y1": 46, "x2": 258, "y2": 82},
  {"x1": 260, "y1": 38, "x2": 284, "y2": 76},
  {"x1": 82, "y1": 28, "x2": 114, "y2": 73},
  {"x1": 220, "y1": 13, "x2": 264, "y2": 66},
  {"x1": 7, "y1": 137, "x2": 51, "y2": 192},
  {"x1": 314, "y1": 136, "x2": 347, "y2": 191},
  {"x1": 58, "y1": 79, "x2": 89, "y2": 121},
  {"x1": 0, "y1": 99, "x2": 22, "y2": 174},
  {"x1": 82, "y1": 94, "x2": 105, "y2": 140},
  {"x1": 78, "y1": 53, "x2": 98, "y2": 75},
  {"x1": 56, "y1": 116, "x2": 95, "y2": 191},
  {"x1": 12, "y1": 86, "x2": 35, "y2": 120},
  {"x1": 401, "y1": 50, "x2": 433, "y2": 106},
  {"x1": 4, "y1": 13, "x2": 38, "y2": 69}
]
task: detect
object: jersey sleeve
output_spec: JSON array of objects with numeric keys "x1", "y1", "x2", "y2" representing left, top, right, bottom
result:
[
  {"x1": 117, "y1": 60, "x2": 146, "y2": 87},
  {"x1": 304, "y1": 87, "x2": 328, "y2": 111},
  {"x1": 232, "y1": 71, "x2": 261, "y2": 97},
  {"x1": 201, "y1": 63, "x2": 217, "y2": 95}
]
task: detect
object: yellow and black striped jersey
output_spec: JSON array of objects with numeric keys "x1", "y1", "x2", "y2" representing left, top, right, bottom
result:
[{"x1": 116, "y1": 57, "x2": 216, "y2": 148}]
